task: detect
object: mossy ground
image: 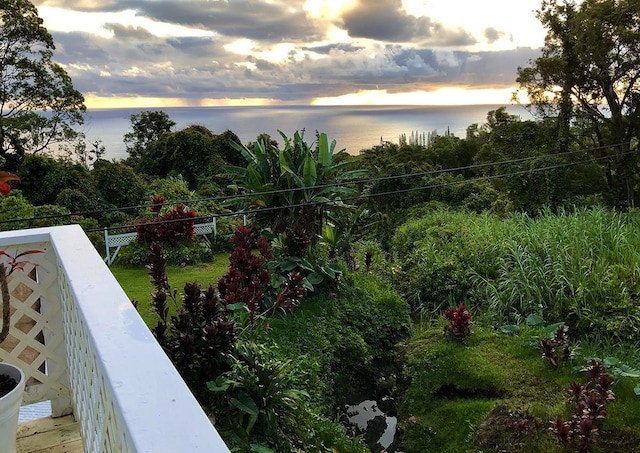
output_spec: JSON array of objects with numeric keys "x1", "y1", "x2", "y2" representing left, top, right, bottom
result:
[{"x1": 399, "y1": 327, "x2": 640, "y2": 453}]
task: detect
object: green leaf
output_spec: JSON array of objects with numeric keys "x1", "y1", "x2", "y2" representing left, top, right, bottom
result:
[
  {"x1": 280, "y1": 260, "x2": 297, "y2": 271},
  {"x1": 337, "y1": 169, "x2": 371, "y2": 181},
  {"x1": 296, "y1": 258, "x2": 315, "y2": 272},
  {"x1": 318, "y1": 132, "x2": 331, "y2": 166},
  {"x1": 307, "y1": 272, "x2": 324, "y2": 285},
  {"x1": 250, "y1": 445, "x2": 275, "y2": 453},
  {"x1": 207, "y1": 377, "x2": 230, "y2": 392},
  {"x1": 603, "y1": 357, "x2": 621, "y2": 367},
  {"x1": 302, "y1": 278, "x2": 314, "y2": 291},
  {"x1": 226, "y1": 302, "x2": 246, "y2": 312},
  {"x1": 323, "y1": 265, "x2": 336, "y2": 279},
  {"x1": 303, "y1": 155, "x2": 317, "y2": 187},
  {"x1": 500, "y1": 324, "x2": 519, "y2": 334},
  {"x1": 635, "y1": 384, "x2": 640, "y2": 396},
  {"x1": 231, "y1": 391, "x2": 259, "y2": 415},
  {"x1": 543, "y1": 322, "x2": 565, "y2": 336},
  {"x1": 525, "y1": 314, "x2": 544, "y2": 326},
  {"x1": 615, "y1": 365, "x2": 640, "y2": 378}
]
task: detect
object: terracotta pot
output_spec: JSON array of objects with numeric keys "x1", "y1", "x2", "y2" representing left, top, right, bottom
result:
[{"x1": 0, "y1": 362, "x2": 25, "y2": 453}]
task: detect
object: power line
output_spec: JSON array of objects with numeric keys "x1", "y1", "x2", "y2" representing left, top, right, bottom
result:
[
  {"x1": 81, "y1": 147, "x2": 632, "y2": 234},
  {"x1": 0, "y1": 141, "x2": 630, "y2": 226}
]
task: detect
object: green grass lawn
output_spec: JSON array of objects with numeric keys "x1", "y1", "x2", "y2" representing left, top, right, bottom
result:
[{"x1": 110, "y1": 253, "x2": 230, "y2": 326}]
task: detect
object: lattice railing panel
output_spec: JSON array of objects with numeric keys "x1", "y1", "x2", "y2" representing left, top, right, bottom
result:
[
  {"x1": 107, "y1": 233, "x2": 137, "y2": 247},
  {"x1": 0, "y1": 241, "x2": 70, "y2": 407},
  {"x1": 2, "y1": 225, "x2": 230, "y2": 452},
  {"x1": 59, "y1": 269, "x2": 134, "y2": 452}
]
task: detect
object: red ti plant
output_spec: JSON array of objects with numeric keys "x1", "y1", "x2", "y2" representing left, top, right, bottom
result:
[
  {"x1": 0, "y1": 250, "x2": 44, "y2": 344},
  {"x1": 0, "y1": 172, "x2": 44, "y2": 345},
  {"x1": 149, "y1": 194, "x2": 165, "y2": 215},
  {"x1": 443, "y1": 303, "x2": 473, "y2": 343},
  {"x1": 217, "y1": 225, "x2": 307, "y2": 323},
  {"x1": 540, "y1": 324, "x2": 572, "y2": 367},
  {"x1": 549, "y1": 359, "x2": 615, "y2": 452},
  {"x1": 136, "y1": 203, "x2": 197, "y2": 246},
  {"x1": 143, "y1": 226, "x2": 307, "y2": 405}
]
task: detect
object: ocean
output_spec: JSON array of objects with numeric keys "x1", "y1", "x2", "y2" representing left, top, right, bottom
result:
[{"x1": 82, "y1": 104, "x2": 535, "y2": 160}]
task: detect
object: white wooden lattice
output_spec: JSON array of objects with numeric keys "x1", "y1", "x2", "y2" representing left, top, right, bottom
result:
[
  {"x1": 103, "y1": 220, "x2": 217, "y2": 265},
  {"x1": 1, "y1": 226, "x2": 230, "y2": 453},
  {"x1": 0, "y1": 241, "x2": 71, "y2": 414},
  {"x1": 59, "y1": 273, "x2": 133, "y2": 452}
]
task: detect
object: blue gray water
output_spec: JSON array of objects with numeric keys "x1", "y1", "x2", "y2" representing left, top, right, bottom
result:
[{"x1": 82, "y1": 104, "x2": 534, "y2": 160}]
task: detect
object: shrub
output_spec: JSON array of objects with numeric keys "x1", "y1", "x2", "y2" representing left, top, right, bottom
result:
[
  {"x1": 336, "y1": 271, "x2": 411, "y2": 360},
  {"x1": 32, "y1": 204, "x2": 71, "y2": 227},
  {"x1": 443, "y1": 303, "x2": 473, "y2": 343},
  {"x1": 391, "y1": 207, "x2": 640, "y2": 343},
  {"x1": 115, "y1": 240, "x2": 213, "y2": 266},
  {"x1": 92, "y1": 160, "x2": 146, "y2": 208},
  {"x1": 136, "y1": 204, "x2": 197, "y2": 246},
  {"x1": 0, "y1": 191, "x2": 35, "y2": 231}
]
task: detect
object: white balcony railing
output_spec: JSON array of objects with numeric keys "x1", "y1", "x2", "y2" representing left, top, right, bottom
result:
[{"x1": 0, "y1": 225, "x2": 229, "y2": 452}]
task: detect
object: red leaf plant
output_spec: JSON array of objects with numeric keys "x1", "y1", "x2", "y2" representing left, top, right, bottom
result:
[
  {"x1": 550, "y1": 359, "x2": 615, "y2": 452},
  {"x1": 443, "y1": 303, "x2": 473, "y2": 343}
]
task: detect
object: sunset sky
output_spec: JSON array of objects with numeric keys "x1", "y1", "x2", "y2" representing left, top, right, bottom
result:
[{"x1": 32, "y1": 0, "x2": 548, "y2": 108}]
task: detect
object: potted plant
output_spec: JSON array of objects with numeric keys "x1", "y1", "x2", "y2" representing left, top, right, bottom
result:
[{"x1": 0, "y1": 170, "x2": 29, "y2": 453}]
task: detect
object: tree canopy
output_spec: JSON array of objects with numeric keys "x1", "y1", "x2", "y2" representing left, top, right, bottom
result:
[
  {"x1": 0, "y1": 0, "x2": 86, "y2": 170},
  {"x1": 515, "y1": 0, "x2": 640, "y2": 207},
  {"x1": 124, "y1": 110, "x2": 176, "y2": 164}
]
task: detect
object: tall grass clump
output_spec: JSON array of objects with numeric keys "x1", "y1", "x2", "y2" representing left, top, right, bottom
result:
[
  {"x1": 391, "y1": 207, "x2": 640, "y2": 342},
  {"x1": 390, "y1": 208, "x2": 514, "y2": 317},
  {"x1": 481, "y1": 207, "x2": 640, "y2": 340}
]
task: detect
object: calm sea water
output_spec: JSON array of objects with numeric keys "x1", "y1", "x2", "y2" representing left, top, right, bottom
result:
[{"x1": 82, "y1": 104, "x2": 534, "y2": 160}]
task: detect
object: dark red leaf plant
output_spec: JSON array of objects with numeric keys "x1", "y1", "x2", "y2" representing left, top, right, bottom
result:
[
  {"x1": 540, "y1": 324, "x2": 572, "y2": 367},
  {"x1": 217, "y1": 225, "x2": 307, "y2": 325},
  {"x1": 443, "y1": 303, "x2": 473, "y2": 343},
  {"x1": 549, "y1": 359, "x2": 615, "y2": 452},
  {"x1": 141, "y1": 225, "x2": 307, "y2": 405},
  {"x1": 0, "y1": 249, "x2": 44, "y2": 344}
]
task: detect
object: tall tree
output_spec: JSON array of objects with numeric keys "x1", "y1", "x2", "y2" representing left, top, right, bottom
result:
[
  {"x1": 123, "y1": 110, "x2": 176, "y2": 163},
  {"x1": 515, "y1": 0, "x2": 640, "y2": 207},
  {"x1": 0, "y1": 0, "x2": 86, "y2": 170}
]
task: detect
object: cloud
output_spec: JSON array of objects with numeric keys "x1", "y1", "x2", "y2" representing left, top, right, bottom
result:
[
  {"x1": 34, "y1": 0, "x2": 544, "y2": 104},
  {"x1": 48, "y1": 22, "x2": 540, "y2": 104},
  {"x1": 103, "y1": 23, "x2": 155, "y2": 40},
  {"x1": 484, "y1": 27, "x2": 504, "y2": 44},
  {"x1": 339, "y1": 0, "x2": 475, "y2": 46},
  {"x1": 36, "y1": 0, "x2": 326, "y2": 42},
  {"x1": 303, "y1": 43, "x2": 364, "y2": 55}
]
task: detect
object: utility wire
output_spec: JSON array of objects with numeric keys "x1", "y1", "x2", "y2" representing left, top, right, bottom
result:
[
  {"x1": 82, "y1": 148, "x2": 633, "y2": 234},
  {"x1": 0, "y1": 141, "x2": 631, "y2": 226}
]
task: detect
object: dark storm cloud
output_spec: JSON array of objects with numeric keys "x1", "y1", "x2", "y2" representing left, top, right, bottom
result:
[
  {"x1": 36, "y1": 0, "x2": 324, "y2": 43},
  {"x1": 339, "y1": 0, "x2": 476, "y2": 45},
  {"x1": 132, "y1": 0, "x2": 324, "y2": 42}
]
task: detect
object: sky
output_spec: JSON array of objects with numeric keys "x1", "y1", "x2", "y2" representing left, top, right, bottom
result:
[{"x1": 32, "y1": 0, "x2": 548, "y2": 108}]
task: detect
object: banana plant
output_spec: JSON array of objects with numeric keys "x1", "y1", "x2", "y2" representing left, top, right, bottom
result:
[{"x1": 221, "y1": 131, "x2": 369, "y2": 233}]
